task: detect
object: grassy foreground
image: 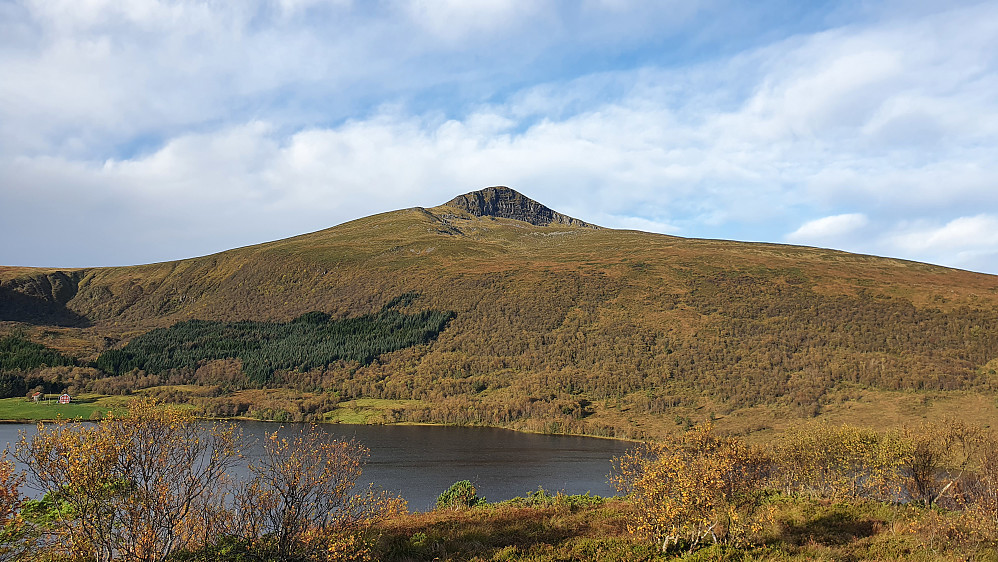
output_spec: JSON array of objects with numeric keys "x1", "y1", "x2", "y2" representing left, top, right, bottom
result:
[
  {"x1": 174, "y1": 492, "x2": 998, "y2": 561},
  {"x1": 357, "y1": 495, "x2": 998, "y2": 562}
]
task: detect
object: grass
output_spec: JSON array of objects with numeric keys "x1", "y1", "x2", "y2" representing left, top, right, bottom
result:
[
  {"x1": 323, "y1": 398, "x2": 424, "y2": 424},
  {"x1": 3, "y1": 381, "x2": 990, "y2": 442},
  {"x1": 359, "y1": 494, "x2": 998, "y2": 561},
  {"x1": 370, "y1": 498, "x2": 655, "y2": 561},
  {"x1": 0, "y1": 394, "x2": 128, "y2": 421}
]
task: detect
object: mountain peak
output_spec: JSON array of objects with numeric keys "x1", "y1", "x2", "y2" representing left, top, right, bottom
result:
[{"x1": 443, "y1": 186, "x2": 598, "y2": 228}]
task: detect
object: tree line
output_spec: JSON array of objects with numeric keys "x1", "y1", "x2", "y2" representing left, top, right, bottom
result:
[{"x1": 0, "y1": 334, "x2": 77, "y2": 398}]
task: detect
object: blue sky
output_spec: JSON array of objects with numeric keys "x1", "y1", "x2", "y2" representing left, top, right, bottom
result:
[{"x1": 2, "y1": 0, "x2": 997, "y2": 274}]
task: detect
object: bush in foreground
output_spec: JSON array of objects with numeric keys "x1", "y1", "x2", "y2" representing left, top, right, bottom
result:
[
  {"x1": 3, "y1": 410, "x2": 998, "y2": 561},
  {"x1": 436, "y1": 480, "x2": 483, "y2": 510},
  {"x1": 8, "y1": 400, "x2": 405, "y2": 562},
  {"x1": 611, "y1": 423, "x2": 771, "y2": 552}
]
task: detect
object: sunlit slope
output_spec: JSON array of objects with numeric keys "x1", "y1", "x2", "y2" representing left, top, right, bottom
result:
[{"x1": 2, "y1": 192, "x2": 998, "y2": 436}]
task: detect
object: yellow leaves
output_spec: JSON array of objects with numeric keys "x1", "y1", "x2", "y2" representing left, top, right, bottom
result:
[
  {"x1": 240, "y1": 424, "x2": 403, "y2": 558},
  {"x1": 613, "y1": 423, "x2": 770, "y2": 552},
  {"x1": 775, "y1": 418, "x2": 995, "y2": 510},
  {"x1": 775, "y1": 421, "x2": 908, "y2": 502},
  {"x1": 13, "y1": 398, "x2": 245, "y2": 561},
  {"x1": 0, "y1": 453, "x2": 25, "y2": 530}
]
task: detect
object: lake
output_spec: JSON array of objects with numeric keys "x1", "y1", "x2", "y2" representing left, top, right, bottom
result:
[{"x1": 0, "y1": 421, "x2": 634, "y2": 511}]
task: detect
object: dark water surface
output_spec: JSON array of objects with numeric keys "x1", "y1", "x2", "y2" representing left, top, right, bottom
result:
[{"x1": 1, "y1": 421, "x2": 634, "y2": 511}]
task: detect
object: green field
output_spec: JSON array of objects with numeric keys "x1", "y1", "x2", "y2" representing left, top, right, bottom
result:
[
  {"x1": 322, "y1": 398, "x2": 423, "y2": 424},
  {"x1": 0, "y1": 394, "x2": 127, "y2": 421}
]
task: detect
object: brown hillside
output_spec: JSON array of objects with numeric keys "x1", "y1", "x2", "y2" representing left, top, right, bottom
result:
[{"x1": 2, "y1": 187, "x2": 997, "y2": 438}]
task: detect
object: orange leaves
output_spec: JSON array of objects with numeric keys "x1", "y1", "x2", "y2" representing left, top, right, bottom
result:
[
  {"x1": 239, "y1": 424, "x2": 402, "y2": 559},
  {"x1": 13, "y1": 398, "x2": 245, "y2": 562},
  {"x1": 0, "y1": 452, "x2": 28, "y2": 561},
  {"x1": 775, "y1": 419, "x2": 995, "y2": 509},
  {"x1": 0, "y1": 455, "x2": 22, "y2": 527},
  {"x1": 8, "y1": 404, "x2": 400, "y2": 560},
  {"x1": 776, "y1": 421, "x2": 998, "y2": 542}
]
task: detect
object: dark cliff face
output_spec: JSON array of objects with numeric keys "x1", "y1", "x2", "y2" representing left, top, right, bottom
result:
[
  {"x1": 444, "y1": 186, "x2": 598, "y2": 228},
  {"x1": 0, "y1": 270, "x2": 89, "y2": 326}
]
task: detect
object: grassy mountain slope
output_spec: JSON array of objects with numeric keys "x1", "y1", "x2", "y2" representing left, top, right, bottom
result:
[{"x1": 2, "y1": 187, "x2": 997, "y2": 437}]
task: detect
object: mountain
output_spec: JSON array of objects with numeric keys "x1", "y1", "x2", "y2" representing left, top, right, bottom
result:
[{"x1": 2, "y1": 187, "x2": 997, "y2": 438}]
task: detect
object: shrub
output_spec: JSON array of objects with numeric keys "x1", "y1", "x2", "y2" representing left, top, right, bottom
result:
[
  {"x1": 774, "y1": 422, "x2": 907, "y2": 502},
  {"x1": 500, "y1": 487, "x2": 605, "y2": 511},
  {"x1": 775, "y1": 419, "x2": 995, "y2": 511},
  {"x1": 236, "y1": 425, "x2": 371, "y2": 558},
  {"x1": 14, "y1": 399, "x2": 243, "y2": 562},
  {"x1": 611, "y1": 423, "x2": 771, "y2": 552},
  {"x1": 0, "y1": 452, "x2": 29, "y2": 562},
  {"x1": 435, "y1": 480, "x2": 482, "y2": 510}
]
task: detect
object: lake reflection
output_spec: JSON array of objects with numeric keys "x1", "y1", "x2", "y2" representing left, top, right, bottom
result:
[{"x1": 1, "y1": 421, "x2": 634, "y2": 511}]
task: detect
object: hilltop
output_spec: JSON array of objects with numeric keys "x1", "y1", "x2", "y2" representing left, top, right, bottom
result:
[
  {"x1": 444, "y1": 186, "x2": 598, "y2": 228},
  {"x1": 1, "y1": 186, "x2": 997, "y2": 438}
]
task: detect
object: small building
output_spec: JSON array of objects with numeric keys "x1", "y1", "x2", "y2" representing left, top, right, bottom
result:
[
  {"x1": 31, "y1": 392, "x2": 42, "y2": 403},
  {"x1": 59, "y1": 393, "x2": 71, "y2": 405}
]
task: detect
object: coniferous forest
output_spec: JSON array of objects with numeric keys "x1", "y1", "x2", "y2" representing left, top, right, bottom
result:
[{"x1": 95, "y1": 296, "x2": 454, "y2": 382}]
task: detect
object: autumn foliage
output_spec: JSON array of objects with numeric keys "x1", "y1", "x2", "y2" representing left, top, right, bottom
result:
[
  {"x1": 0, "y1": 452, "x2": 28, "y2": 562},
  {"x1": 774, "y1": 422, "x2": 907, "y2": 501},
  {"x1": 233, "y1": 424, "x2": 406, "y2": 560},
  {"x1": 611, "y1": 423, "x2": 770, "y2": 551},
  {"x1": 7, "y1": 400, "x2": 404, "y2": 562},
  {"x1": 12, "y1": 401, "x2": 241, "y2": 561},
  {"x1": 2, "y1": 401, "x2": 998, "y2": 560},
  {"x1": 612, "y1": 421, "x2": 998, "y2": 554}
]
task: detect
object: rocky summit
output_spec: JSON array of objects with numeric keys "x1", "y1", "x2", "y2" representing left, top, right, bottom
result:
[{"x1": 444, "y1": 186, "x2": 598, "y2": 228}]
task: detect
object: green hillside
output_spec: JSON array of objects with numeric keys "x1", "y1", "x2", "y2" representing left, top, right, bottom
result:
[{"x1": 2, "y1": 187, "x2": 997, "y2": 438}]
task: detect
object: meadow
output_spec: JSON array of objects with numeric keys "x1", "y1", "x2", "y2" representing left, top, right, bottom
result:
[{"x1": 0, "y1": 394, "x2": 125, "y2": 421}]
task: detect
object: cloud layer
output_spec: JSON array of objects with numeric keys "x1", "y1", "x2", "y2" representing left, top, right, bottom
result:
[{"x1": 1, "y1": 1, "x2": 996, "y2": 274}]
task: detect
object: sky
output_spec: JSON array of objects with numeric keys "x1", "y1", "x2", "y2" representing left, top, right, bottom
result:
[{"x1": 1, "y1": 0, "x2": 997, "y2": 275}]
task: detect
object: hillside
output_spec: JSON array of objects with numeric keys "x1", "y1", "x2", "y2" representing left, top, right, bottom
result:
[{"x1": 2, "y1": 186, "x2": 997, "y2": 438}]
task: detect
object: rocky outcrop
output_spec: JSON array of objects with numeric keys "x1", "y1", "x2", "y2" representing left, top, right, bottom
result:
[{"x1": 444, "y1": 186, "x2": 599, "y2": 228}]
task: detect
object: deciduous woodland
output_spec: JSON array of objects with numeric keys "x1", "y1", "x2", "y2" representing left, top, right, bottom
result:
[
  {"x1": 1, "y1": 402, "x2": 997, "y2": 561},
  {"x1": 1, "y1": 189, "x2": 998, "y2": 437}
]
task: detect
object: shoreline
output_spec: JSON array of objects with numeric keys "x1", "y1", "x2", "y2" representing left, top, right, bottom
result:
[{"x1": 0, "y1": 413, "x2": 639, "y2": 443}]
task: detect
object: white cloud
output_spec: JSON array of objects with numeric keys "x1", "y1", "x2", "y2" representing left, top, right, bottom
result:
[
  {"x1": 601, "y1": 215, "x2": 681, "y2": 234},
  {"x1": 786, "y1": 214, "x2": 869, "y2": 244},
  {"x1": 403, "y1": 0, "x2": 544, "y2": 40},
  {"x1": 887, "y1": 215, "x2": 998, "y2": 253},
  {"x1": 1, "y1": 1, "x2": 997, "y2": 274},
  {"x1": 867, "y1": 215, "x2": 998, "y2": 273},
  {"x1": 0, "y1": 0, "x2": 708, "y2": 161}
]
